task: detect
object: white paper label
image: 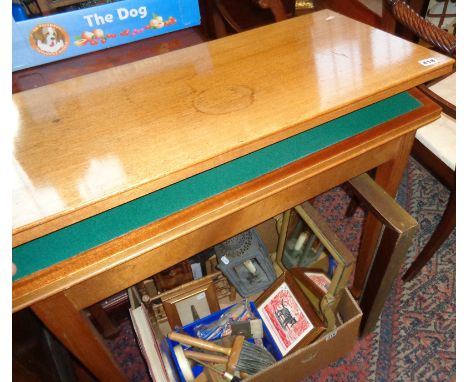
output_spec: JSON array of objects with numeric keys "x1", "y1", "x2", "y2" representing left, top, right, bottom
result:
[
  {"x1": 325, "y1": 329, "x2": 337, "y2": 341},
  {"x1": 190, "y1": 263, "x2": 203, "y2": 280},
  {"x1": 221, "y1": 255, "x2": 230, "y2": 265},
  {"x1": 418, "y1": 57, "x2": 439, "y2": 66}
]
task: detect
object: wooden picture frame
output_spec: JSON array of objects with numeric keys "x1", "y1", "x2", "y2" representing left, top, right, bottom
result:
[
  {"x1": 153, "y1": 260, "x2": 194, "y2": 292},
  {"x1": 288, "y1": 267, "x2": 338, "y2": 331},
  {"x1": 289, "y1": 267, "x2": 331, "y2": 300},
  {"x1": 161, "y1": 278, "x2": 220, "y2": 329},
  {"x1": 275, "y1": 201, "x2": 354, "y2": 313},
  {"x1": 255, "y1": 271, "x2": 325, "y2": 356}
]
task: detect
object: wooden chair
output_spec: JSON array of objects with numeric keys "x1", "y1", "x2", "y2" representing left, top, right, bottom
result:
[
  {"x1": 383, "y1": 0, "x2": 455, "y2": 281},
  {"x1": 346, "y1": 1, "x2": 455, "y2": 282},
  {"x1": 345, "y1": 1, "x2": 453, "y2": 283},
  {"x1": 383, "y1": 0, "x2": 455, "y2": 55},
  {"x1": 200, "y1": 0, "x2": 295, "y2": 39},
  {"x1": 403, "y1": 76, "x2": 455, "y2": 281},
  {"x1": 200, "y1": 0, "x2": 382, "y2": 39}
]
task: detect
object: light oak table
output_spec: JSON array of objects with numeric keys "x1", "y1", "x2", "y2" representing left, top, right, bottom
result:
[{"x1": 12, "y1": 10, "x2": 454, "y2": 381}]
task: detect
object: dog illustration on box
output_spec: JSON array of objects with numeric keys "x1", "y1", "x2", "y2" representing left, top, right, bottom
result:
[{"x1": 29, "y1": 23, "x2": 69, "y2": 56}]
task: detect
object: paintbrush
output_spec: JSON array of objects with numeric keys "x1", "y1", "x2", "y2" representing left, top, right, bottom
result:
[
  {"x1": 168, "y1": 332, "x2": 276, "y2": 375},
  {"x1": 230, "y1": 319, "x2": 263, "y2": 339}
]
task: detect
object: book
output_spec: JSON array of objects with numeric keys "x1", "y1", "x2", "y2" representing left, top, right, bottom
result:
[{"x1": 128, "y1": 286, "x2": 178, "y2": 382}]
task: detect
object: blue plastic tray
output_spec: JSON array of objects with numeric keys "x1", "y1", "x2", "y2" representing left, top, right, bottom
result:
[{"x1": 166, "y1": 301, "x2": 282, "y2": 381}]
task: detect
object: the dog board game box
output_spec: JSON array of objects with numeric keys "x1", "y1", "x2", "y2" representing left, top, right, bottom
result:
[{"x1": 12, "y1": 0, "x2": 200, "y2": 71}]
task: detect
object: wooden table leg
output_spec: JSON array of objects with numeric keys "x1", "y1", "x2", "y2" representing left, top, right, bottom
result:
[
  {"x1": 32, "y1": 292, "x2": 127, "y2": 382},
  {"x1": 351, "y1": 132, "x2": 415, "y2": 299},
  {"x1": 88, "y1": 302, "x2": 120, "y2": 338}
]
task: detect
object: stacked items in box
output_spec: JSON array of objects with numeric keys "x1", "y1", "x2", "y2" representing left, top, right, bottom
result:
[{"x1": 130, "y1": 201, "x2": 360, "y2": 381}]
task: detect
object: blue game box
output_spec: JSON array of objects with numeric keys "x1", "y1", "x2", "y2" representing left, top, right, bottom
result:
[{"x1": 12, "y1": 0, "x2": 201, "y2": 71}]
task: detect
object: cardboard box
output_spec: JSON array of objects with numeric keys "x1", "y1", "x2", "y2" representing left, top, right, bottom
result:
[
  {"x1": 166, "y1": 289, "x2": 361, "y2": 382},
  {"x1": 12, "y1": 0, "x2": 200, "y2": 71},
  {"x1": 248, "y1": 288, "x2": 362, "y2": 382}
]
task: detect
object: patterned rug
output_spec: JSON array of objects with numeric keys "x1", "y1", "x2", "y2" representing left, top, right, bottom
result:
[
  {"x1": 307, "y1": 156, "x2": 456, "y2": 382},
  {"x1": 106, "y1": 157, "x2": 456, "y2": 381}
]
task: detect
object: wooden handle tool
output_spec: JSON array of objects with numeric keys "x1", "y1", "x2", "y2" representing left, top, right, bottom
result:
[
  {"x1": 226, "y1": 336, "x2": 244, "y2": 374},
  {"x1": 184, "y1": 350, "x2": 228, "y2": 364},
  {"x1": 184, "y1": 350, "x2": 250, "y2": 379},
  {"x1": 169, "y1": 332, "x2": 269, "y2": 376},
  {"x1": 168, "y1": 331, "x2": 234, "y2": 356}
]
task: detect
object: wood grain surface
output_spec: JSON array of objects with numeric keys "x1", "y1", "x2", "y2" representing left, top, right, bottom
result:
[
  {"x1": 12, "y1": 89, "x2": 440, "y2": 312},
  {"x1": 12, "y1": 10, "x2": 454, "y2": 246}
]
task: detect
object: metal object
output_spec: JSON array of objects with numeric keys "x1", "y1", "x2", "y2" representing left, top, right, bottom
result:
[{"x1": 215, "y1": 229, "x2": 276, "y2": 297}]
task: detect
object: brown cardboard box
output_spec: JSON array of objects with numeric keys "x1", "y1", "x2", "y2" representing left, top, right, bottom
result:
[
  {"x1": 140, "y1": 215, "x2": 360, "y2": 382},
  {"x1": 248, "y1": 288, "x2": 362, "y2": 381},
  {"x1": 163, "y1": 288, "x2": 361, "y2": 382}
]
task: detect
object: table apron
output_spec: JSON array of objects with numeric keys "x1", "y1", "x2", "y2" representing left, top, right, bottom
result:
[
  {"x1": 15, "y1": 87, "x2": 440, "y2": 312},
  {"x1": 62, "y1": 135, "x2": 411, "y2": 311}
]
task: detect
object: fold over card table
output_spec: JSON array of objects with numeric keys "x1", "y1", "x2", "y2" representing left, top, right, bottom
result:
[{"x1": 12, "y1": 10, "x2": 454, "y2": 380}]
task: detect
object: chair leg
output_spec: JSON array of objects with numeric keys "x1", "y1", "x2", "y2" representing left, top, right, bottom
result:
[
  {"x1": 402, "y1": 189, "x2": 455, "y2": 282},
  {"x1": 88, "y1": 303, "x2": 120, "y2": 338}
]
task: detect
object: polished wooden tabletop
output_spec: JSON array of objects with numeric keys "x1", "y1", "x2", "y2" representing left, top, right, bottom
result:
[{"x1": 12, "y1": 10, "x2": 454, "y2": 247}]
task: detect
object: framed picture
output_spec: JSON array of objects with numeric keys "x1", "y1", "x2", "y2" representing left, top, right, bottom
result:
[
  {"x1": 290, "y1": 267, "x2": 331, "y2": 299},
  {"x1": 288, "y1": 267, "x2": 338, "y2": 330},
  {"x1": 255, "y1": 271, "x2": 325, "y2": 356},
  {"x1": 161, "y1": 278, "x2": 220, "y2": 329},
  {"x1": 275, "y1": 200, "x2": 354, "y2": 313},
  {"x1": 153, "y1": 260, "x2": 194, "y2": 292}
]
